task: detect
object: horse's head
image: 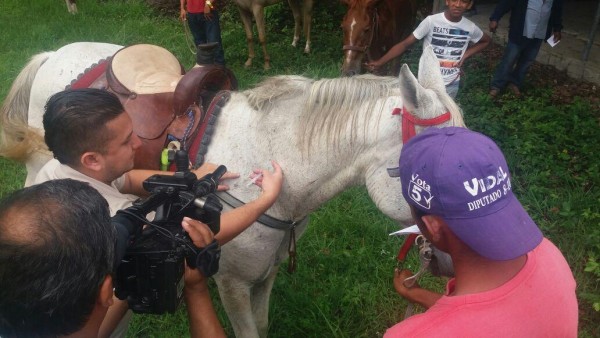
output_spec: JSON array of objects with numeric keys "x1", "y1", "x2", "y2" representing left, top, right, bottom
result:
[
  {"x1": 340, "y1": 0, "x2": 381, "y2": 76},
  {"x1": 364, "y1": 46, "x2": 465, "y2": 225}
]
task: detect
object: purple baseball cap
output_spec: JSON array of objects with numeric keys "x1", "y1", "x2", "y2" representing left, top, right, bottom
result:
[{"x1": 399, "y1": 127, "x2": 542, "y2": 261}]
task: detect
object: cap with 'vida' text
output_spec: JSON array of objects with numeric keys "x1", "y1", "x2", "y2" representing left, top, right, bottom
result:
[{"x1": 399, "y1": 127, "x2": 542, "y2": 260}]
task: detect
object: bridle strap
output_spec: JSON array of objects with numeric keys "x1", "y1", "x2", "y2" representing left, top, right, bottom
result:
[
  {"x1": 392, "y1": 107, "x2": 452, "y2": 144},
  {"x1": 392, "y1": 106, "x2": 451, "y2": 263}
]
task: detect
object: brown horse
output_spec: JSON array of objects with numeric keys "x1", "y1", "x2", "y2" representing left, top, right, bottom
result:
[
  {"x1": 233, "y1": 0, "x2": 314, "y2": 70},
  {"x1": 341, "y1": 0, "x2": 417, "y2": 76}
]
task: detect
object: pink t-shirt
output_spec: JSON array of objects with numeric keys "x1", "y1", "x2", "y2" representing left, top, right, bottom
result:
[{"x1": 384, "y1": 238, "x2": 578, "y2": 338}]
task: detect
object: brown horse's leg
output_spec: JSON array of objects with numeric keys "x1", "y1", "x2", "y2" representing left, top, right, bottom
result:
[
  {"x1": 287, "y1": 0, "x2": 302, "y2": 49},
  {"x1": 238, "y1": 8, "x2": 256, "y2": 68},
  {"x1": 302, "y1": 0, "x2": 313, "y2": 53},
  {"x1": 252, "y1": 5, "x2": 271, "y2": 70}
]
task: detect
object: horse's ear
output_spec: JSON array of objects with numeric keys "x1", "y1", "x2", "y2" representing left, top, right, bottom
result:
[
  {"x1": 417, "y1": 46, "x2": 446, "y2": 93},
  {"x1": 398, "y1": 63, "x2": 421, "y2": 110}
]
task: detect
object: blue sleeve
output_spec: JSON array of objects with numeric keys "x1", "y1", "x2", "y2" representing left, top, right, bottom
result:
[
  {"x1": 489, "y1": 0, "x2": 516, "y2": 22},
  {"x1": 549, "y1": 0, "x2": 564, "y2": 32}
]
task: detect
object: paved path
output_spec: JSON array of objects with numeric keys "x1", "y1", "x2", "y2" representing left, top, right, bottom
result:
[{"x1": 467, "y1": 1, "x2": 600, "y2": 85}]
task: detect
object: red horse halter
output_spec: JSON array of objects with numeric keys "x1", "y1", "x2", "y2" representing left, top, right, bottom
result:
[{"x1": 390, "y1": 106, "x2": 452, "y2": 263}]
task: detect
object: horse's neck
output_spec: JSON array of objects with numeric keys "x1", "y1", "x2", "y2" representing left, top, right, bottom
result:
[{"x1": 206, "y1": 92, "x2": 404, "y2": 221}]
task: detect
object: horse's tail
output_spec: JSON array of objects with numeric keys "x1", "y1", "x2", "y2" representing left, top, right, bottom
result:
[{"x1": 0, "y1": 51, "x2": 53, "y2": 162}]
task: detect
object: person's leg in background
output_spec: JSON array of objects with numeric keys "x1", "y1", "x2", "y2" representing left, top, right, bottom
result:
[
  {"x1": 446, "y1": 79, "x2": 460, "y2": 99},
  {"x1": 508, "y1": 38, "x2": 543, "y2": 92},
  {"x1": 490, "y1": 40, "x2": 523, "y2": 96},
  {"x1": 187, "y1": 12, "x2": 207, "y2": 47},
  {"x1": 205, "y1": 10, "x2": 226, "y2": 65}
]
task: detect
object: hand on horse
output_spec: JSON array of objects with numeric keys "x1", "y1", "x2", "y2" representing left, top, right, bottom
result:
[
  {"x1": 249, "y1": 160, "x2": 283, "y2": 205},
  {"x1": 194, "y1": 162, "x2": 240, "y2": 191},
  {"x1": 364, "y1": 60, "x2": 383, "y2": 72},
  {"x1": 393, "y1": 268, "x2": 442, "y2": 310}
]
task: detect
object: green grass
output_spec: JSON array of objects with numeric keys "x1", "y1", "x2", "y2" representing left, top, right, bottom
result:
[{"x1": 1, "y1": 0, "x2": 599, "y2": 337}]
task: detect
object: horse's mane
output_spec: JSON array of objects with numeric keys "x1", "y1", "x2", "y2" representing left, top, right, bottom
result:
[
  {"x1": 301, "y1": 74, "x2": 401, "y2": 151},
  {"x1": 243, "y1": 73, "x2": 464, "y2": 153},
  {"x1": 243, "y1": 75, "x2": 313, "y2": 112}
]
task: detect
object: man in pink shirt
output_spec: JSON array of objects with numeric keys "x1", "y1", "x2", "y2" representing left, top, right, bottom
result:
[{"x1": 386, "y1": 127, "x2": 578, "y2": 337}]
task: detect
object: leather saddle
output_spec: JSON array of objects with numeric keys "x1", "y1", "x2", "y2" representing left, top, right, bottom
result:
[{"x1": 79, "y1": 44, "x2": 237, "y2": 170}]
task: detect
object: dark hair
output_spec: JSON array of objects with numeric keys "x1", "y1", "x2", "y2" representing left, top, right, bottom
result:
[
  {"x1": 43, "y1": 88, "x2": 124, "y2": 166},
  {"x1": 0, "y1": 179, "x2": 115, "y2": 337}
]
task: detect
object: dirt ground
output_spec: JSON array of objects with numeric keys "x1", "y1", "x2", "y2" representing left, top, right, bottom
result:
[{"x1": 483, "y1": 43, "x2": 600, "y2": 112}]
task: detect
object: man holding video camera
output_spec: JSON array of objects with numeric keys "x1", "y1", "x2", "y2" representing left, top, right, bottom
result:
[
  {"x1": 32, "y1": 88, "x2": 283, "y2": 337},
  {"x1": 0, "y1": 179, "x2": 226, "y2": 337}
]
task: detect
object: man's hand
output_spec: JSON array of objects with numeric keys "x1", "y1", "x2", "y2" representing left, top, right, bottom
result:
[
  {"x1": 204, "y1": 0, "x2": 213, "y2": 21},
  {"x1": 552, "y1": 31, "x2": 562, "y2": 44},
  {"x1": 182, "y1": 217, "x2": 214, "y2": 291},
  {"x1": 249, "y1": 160, "x2": 284, "y2": 204},
  {"x1": 182, "y1": 217, "x2": 227, "y2": 337},
  {"x1": 193, "y1": 162, "x2": 240, "y2": 191},
  {"x1": 489, "y1": 20, "x2": 498, "y2": 33},
  {"x1": 179, "y1": 8, "x2": 187, "y2": 21},
  {"x1": 364, "y1": 60, "x2": 383, "y2": 72},
  {"x1": 393, "y1": 268, "x2": 442, "y2": 309}
]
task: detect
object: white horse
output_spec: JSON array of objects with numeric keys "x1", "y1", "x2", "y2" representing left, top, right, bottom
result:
[
  {"x1": 0, "y1": 42, "x2": 464, "y2": 338},
  {"x1": 233, "y1": 0, "x2": 313, "y2": 70}
]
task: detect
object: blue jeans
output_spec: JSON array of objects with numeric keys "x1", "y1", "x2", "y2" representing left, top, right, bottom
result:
[
  {"x1": 187, "y1": 11, "x2": 225, "y2": 65},
  {"x1": 491, "y1": 38, "x2": 543, "y2": 90},
  {"x1": 445, "y1": 79, "x2": 460, "y2": 99}
]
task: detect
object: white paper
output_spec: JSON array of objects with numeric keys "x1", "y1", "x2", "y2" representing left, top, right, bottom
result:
[
  {"x1": 389, "y1": 224, "x2": 421, "y2": 237},
  {"x1": 547, "y1": 36, "x2": 560, "y2": 47}
]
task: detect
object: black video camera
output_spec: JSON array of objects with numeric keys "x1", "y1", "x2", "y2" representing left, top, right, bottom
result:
[{"x1": 112, "y1": 150, "x2": 225, "y2": 314}]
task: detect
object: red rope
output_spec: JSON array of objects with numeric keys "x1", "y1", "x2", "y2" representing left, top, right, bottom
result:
[{"x1": 393, "y1": 107, "x2": 451, "y2": 263}]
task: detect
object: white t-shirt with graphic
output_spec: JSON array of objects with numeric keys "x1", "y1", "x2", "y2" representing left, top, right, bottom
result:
[{"x1": 413, "y1": 13, "x2": 484, "y2": 85}]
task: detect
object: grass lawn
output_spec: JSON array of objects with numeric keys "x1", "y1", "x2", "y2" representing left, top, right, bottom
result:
[{"x1": 1, "y1": 0, "x2": 598, "y2": 336}]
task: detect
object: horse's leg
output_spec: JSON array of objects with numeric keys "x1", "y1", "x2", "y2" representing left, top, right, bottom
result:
[
  {"x1": 251, "y1": 5, "x2": 271, "y2": 70},
  {"x1": 215, "y1": 276, "x2": 261, "y2": 338},
  {"x1": 238, "y1": 8, "x2": 256, "y2": 68},
  {"x1": 251, "y1": 266, "x2": 280, "y2": 338},
  {"x1": 64, "y1": 0, "x2": 78, "y2": 14},
  {"x1": 302, "y1": 0, "x2": 313, "y2": 53},
  {"x1": 287, "y1": 0, "x2": 302, "y2": 49}
]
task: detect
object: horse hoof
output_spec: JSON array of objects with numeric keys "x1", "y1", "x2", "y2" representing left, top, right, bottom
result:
[
  {"x1": 244, "y1": 60, "x2": 252, "y2": 68},
  {"x1": 264, "y1": 64, "x2": 271, "y2": 71}
]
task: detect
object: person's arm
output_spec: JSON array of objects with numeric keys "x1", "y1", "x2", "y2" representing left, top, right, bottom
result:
[
  {"x1": 214, "y1": 160, "x2": 283, "y2": 245},
  {"x1": 489, "y1": 0, "x2": 514, "y2": 23},
  {"x1": 182, "y1": 218, "x2": 226, "y2": 338},
  {"x1": 366, "y1": 34, "x2": 419, "y2": 71},
  {"x1": 120, "y1": 163, "x2": 240, "y2": 196},
  {"x1": 393, "y1": 268, "x2": 442, "y2": 309},
  {"x1": 180, "y1": 0, "x2": 187, "y2": 21},
  {"x1": 457, "y1": 33, "x2": 491, "y2": 67},
  {"x1": 549, "y1": 0, "x2": 563, "y2": 42}
]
